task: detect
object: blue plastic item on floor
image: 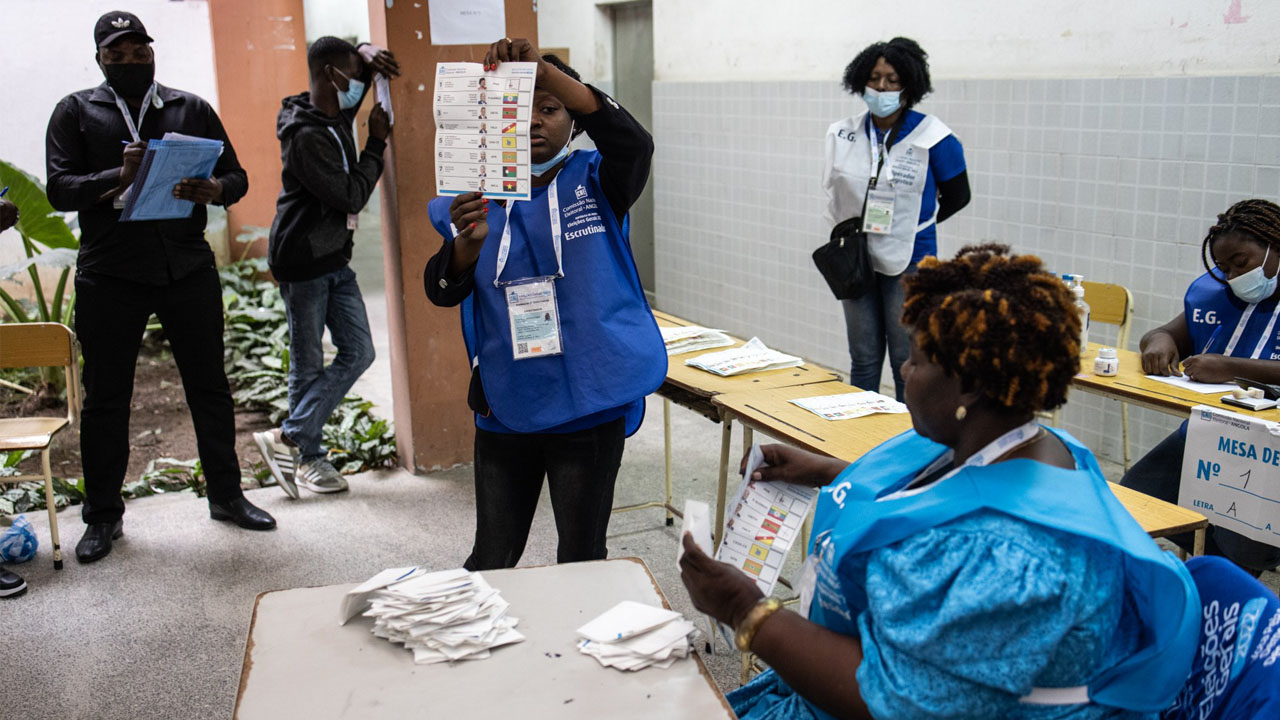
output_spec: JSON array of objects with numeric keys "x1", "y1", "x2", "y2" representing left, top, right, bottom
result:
[{"x1": 0, "y1": 515, "x2": 38, "y2": 563}]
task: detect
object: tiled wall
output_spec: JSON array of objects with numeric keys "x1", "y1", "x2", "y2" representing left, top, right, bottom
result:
[{"x1": 652, "y1": 75, "x2": 1280, "y2": 463}]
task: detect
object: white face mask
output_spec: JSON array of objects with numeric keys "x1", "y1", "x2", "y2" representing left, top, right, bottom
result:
[
  {"x1": 863, "y1": 87, "x2": 902, "y2": 118},
  {"x1": 1227, "y1": 247, "x2": 1278, "y2": 303}
]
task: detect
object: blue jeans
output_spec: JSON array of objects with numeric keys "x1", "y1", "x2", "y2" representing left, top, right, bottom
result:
[
  {"x1": 279, "y1": 266, "x2": 376, "y2": 462},
  {"x1": 841, "y1": 266, "x2": 914, "y2": 401}
]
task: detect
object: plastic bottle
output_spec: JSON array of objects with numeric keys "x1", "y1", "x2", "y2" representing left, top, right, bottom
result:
[
  {"x1": 1070, "y1": 275, "x2": 1090, "y2": 356},
  {"x1": 1093, "y1": 347, "x2": 1119, "y2": 376}
]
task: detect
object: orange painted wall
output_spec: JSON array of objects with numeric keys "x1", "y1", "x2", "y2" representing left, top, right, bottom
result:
[
  {"x1": 367, "y1": 1, "x2": 538, "y2": 471},
  {"x1": 207, "y1": 1, "x2": 309, "y2": 255}
]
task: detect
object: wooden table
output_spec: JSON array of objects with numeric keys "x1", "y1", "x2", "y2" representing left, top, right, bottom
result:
[
  {"x1": 713, "y1": 381, "x2": 1209, "y2": 553},
  {"x1": 1072, "y1": 344, "x2": 1280, "y2": 421},
  {"x1": 612, "y1": 309, "x2": 841, "y2": 529},
  {"x1": 233, "y1": 559, "x2": 734, "y2": 720}
]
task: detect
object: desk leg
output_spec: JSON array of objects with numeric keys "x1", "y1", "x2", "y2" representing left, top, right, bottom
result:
[
  {"x1": 743, "y1": 426, "x2": 754, "y2": 456},
  {"x1": 663, "y1": 398, "x2": 674, "y2": 526},
  {"x1": 714, "y1": 413, "x2": 734, "y2": 547},
  {"x1": 1193, "y1": 527, "x2": 1206, "y2": 557}
]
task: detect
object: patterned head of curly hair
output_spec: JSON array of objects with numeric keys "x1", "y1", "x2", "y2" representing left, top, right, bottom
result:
[
  {"x1": 1201, "y1": 198, "x2": 1280, "y2": 277},
  {"x1": 901, "y1": 244, "x2": 1081, "y2": 415}
]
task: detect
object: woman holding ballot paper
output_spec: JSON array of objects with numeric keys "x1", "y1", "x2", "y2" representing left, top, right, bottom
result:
[
  {"x1": 680, "y1": 245, "x2": 1199, "y2": 719},
  {"x1": 425, "y1": 39, "x2": 665, "y2": 571},
  {"x1": 1122, "y1": 198, "x2": 1280, "y2": 575}
]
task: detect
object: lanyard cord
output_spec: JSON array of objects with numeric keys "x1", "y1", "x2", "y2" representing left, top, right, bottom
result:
[
  {"x1": 494, "y1": 178, "x2": 564, "y2": 287},
  {"x1": 111, "y1": 84, "x2": 158, "y2": 142}
]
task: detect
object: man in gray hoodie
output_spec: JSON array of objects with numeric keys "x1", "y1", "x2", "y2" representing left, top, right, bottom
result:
[{"x1": 255, "y1": 37, "x2": 398, "y2": 497}]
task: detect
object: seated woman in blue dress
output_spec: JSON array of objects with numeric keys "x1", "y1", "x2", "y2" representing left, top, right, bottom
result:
[
  {"x1": 680, "y1": 245, "x2": 1200, "y2": 719},
  {"x1": 1122, "y1": 199, "x2": 1280, "y2": 576}
]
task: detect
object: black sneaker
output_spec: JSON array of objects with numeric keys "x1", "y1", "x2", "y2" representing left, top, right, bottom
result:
[{"x1": 0, "y1": 567, "x2": 27, "y2": 598}]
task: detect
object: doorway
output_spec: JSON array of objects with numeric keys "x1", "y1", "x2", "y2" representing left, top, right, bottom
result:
[{"x1": 610, "y1": 1, "x2": 654, "y2": 298}]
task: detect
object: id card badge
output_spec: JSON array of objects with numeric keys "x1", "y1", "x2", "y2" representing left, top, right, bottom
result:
[
  {"x1": 504, "y1": 277, "x2": 563, "y2": 360},
  {"x1": 347, "y1": 213, "x2": 359, "y2": 230},
  {"x1": 862, "y1": 187, "x2": 895, "y2": 234}
]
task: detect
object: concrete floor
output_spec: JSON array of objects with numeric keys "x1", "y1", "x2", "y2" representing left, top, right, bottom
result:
[{"x1": 3, "y1": 199, "x2": 1276, "y2": 719}]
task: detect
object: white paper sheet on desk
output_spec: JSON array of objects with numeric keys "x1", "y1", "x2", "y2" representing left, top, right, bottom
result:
[
  {"x1": 660, "y1": 325, "x2": 734, "y2": 355},
  {"x1": 1145, "y1": 374, "x2": 1239, "y2": 395},
  {"x1": 684, "y1": 337, "x2": 804, "y2": 376},
  {"x1": 790, "y1": 391, "x2": 908, "y2": 421},
  {"x1": 716, "y1": 443, "x2": 815, "y2": 596},
  {"x1": 339, "y1": 565, "x2": 424, "y2": 624},
  {"x1": 576, "y1": 600, "x2": 682, "y2": 643},
  {"x1": 375, "y1": 73, "x2": 394, "y2": 125}
]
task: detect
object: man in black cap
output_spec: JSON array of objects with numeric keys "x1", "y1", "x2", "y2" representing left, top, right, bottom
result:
[{"x1": 46, "y1": 10, "x2": 276, "y2": 565}]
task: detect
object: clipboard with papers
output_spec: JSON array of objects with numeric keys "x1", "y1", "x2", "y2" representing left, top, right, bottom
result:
[{"x1": 119, "y1": 132, "x2": 223, "y2": 222}]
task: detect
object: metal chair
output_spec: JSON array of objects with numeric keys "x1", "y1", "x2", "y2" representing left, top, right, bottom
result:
[{"x1": 0, "y1": 322, "x2": 81, "y2": 569}]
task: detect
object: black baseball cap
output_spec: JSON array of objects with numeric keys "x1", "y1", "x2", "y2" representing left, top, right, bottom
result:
[{"x1": 94, "y1": 11, "x2": 154, "y2": 49}]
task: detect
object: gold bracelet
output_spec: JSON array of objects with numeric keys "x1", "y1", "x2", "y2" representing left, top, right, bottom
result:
[{"x1": 734, "y1": 597, "x2": 783, "y2": 652}]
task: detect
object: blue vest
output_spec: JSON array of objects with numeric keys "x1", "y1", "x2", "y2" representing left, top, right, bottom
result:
[
  {"x1": 1203, "y1": 294, "x2": 1280, "y2": 361},
  {"x1": 807, "y1": 428, "x2": 1200, "y2": 713},
  {"x1": 1185, "y1": 270, "x2": 1243, "y2": 354},
  {"x1": 428, "y1": 150, "x2": 666, "y2": 434}
]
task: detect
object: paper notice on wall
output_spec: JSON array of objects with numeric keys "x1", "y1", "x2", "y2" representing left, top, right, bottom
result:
[
  {"x1": 1180, "y1": 405, "x2": 1280, "y2": 549},
  {"x1": 428, "y1": 0, "x2": 506, "y2": 46},
  {"x1": 715, "y1": 444, "x2": 816, "y2": 595},
  {"x1": 434, "y1": 62, "x2": 536, "y2": 201}
]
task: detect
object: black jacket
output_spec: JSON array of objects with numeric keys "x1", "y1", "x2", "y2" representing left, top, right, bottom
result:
[
  {"x1": 267, "y1": 89, "x2": 385, "y2": 282},
  {"x1": 45, "y1": 82, "x2": 248, "y2": 284}
]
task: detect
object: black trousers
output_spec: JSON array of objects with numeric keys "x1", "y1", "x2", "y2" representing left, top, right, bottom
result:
[
  {"x1": 464, "y1": 417, "x2": 626, "y2": 570},
  {"x1": 75, "y1": 267, "x2": 244, "y2": 524}
]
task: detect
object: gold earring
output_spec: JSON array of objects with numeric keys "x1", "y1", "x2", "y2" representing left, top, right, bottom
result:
[{"x1": 955, "y1": 406, "x2": 967, "y2": 421}]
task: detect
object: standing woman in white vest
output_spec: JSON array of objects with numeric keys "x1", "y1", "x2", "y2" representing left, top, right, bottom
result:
[{"x1": 823, "y1": 37, "x2": 970, "y2": 400}]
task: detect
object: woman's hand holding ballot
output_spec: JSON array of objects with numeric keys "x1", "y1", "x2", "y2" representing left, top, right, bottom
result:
[
  {"x1": 679, "y1": 533, "x2": 763, "y2": 627},
  {"x1": 741, "y1": 443, "x2": 847, "y2": 488}
]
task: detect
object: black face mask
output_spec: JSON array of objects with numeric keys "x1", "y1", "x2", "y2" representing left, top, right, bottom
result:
[{"x1": 103, "y1": 63, "x2": 155, "y2": 99}]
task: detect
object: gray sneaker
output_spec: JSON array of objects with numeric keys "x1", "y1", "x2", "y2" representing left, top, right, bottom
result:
[
  {"x1": 296, "y1": 458, "x2": 349, "y2": 494},
  {"x1": 253, "y1": 429, "x2": 299, "y2": 499}
]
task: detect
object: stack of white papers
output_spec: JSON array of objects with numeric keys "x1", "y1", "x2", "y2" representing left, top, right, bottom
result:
[
  {"x1": 684, "y1": 337, "x2": 805, "y2": 377},
  {"x1": 576, "y1": 601, "x2": 697, "y2": 671},
  {"x1": 342, "y1": 567, "x2": 524, "y2": 665},
  {"x1": 790, "y1": 391, "x2": 908, "y2": 421},
  {"x1": 659, "y1": 325, "x2": 735, "y2": 356}
]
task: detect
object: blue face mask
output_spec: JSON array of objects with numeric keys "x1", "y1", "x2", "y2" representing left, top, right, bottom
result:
[
  {"x1": 863, "y1": 87, "x2": 902, "y2": 118},
  {"x1": 531, "y1": 126, "x2": 573, "y2": 177},
  {"x1": 1228, "y1": 247, "x2": 1278, "y2": 303},
  {"x1": 331, "y1": 68, "x2": 365, "y2": 111}
]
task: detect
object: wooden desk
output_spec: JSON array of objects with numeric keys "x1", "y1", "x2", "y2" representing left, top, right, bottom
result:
[
  {"x1": 234, "y1": 559, "x2": 733, "y2": 720},
  {"x1": 713, "y1": 382, "x2": 1209, "y2": 553},
  {"x1": 1071, "y1": 344, "x2": 1280, "y2": 421},
  {"x1": 612, "y1": 309, "x2": 841, "y2": 528}
]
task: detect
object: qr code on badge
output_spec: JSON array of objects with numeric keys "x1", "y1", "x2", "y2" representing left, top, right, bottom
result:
[{"x1": 517, "y1": 342, "x2": 528, "y2": 354}]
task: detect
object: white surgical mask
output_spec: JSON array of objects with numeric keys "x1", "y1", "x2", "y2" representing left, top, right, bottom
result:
[
  {"x1": 331, "y1": 68, "x2": 365, "y2": 111},
  {"x1": 863, "y1": 87, "x2": 902, "y2": 118},
  {"x1": 531, "y1": 125, "x2": 573, "y2": 177},
  {"x1": 1228, "y1": 247, "x2": 1279, "y2": 303}
]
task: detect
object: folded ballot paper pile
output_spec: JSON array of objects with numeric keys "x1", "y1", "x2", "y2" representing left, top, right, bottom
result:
[
  {"x1": 340, "y1": 567, "x2": 524, "y2": 664},
  {"x1": 576, "y1": 600, "x2": 697, "y2": 671},
  {"x1": 659, "y1": 325, "x2": 734, "y2": 356},
  {"x1": 685, "y1": 337, "x2": 804, "y2": 377}
]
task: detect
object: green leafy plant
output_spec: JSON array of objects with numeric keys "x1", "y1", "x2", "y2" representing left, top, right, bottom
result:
[
  {"x1": 0, "y1": 160, "x2": 78, "y2": 327},
  {"x1": 0, "y1": 450, "x2": 87, "y2": 515}
]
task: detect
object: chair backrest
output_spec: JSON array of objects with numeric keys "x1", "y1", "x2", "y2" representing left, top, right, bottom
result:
[
  {"x1": 1082, "y1": 281, "x2": 1134, "y2": 348},
  {"x1": 1160, "y1": 556, "x2": 1280, "y2": 720},
  {"x1": 0, "y1": 322, "x2": 80, "y2": 423}
]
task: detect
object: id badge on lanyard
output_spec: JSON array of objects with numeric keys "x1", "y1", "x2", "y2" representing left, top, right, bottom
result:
[
  {"x1": 494, "y1": 179, "x2": 566, "y2": 361},
  {"x1": 326, "y1": 127, "x2": 360, "y2": 230},
  {"x1": 861, "y1": 128, "x2": 894, "y2": 235},
  {"x1": 111, "y1": 84, "x2": 158, "y2": 210}
]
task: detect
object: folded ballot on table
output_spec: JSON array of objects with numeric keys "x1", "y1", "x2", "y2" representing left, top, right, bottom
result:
[
  {"x1": 659, "y1": 325, "x2": 734, "y2": 356},
  {"x1": 120, "y1": 132, "x2": 223, "y2": 222},
  {"x1": 576, "y1": 601, "x2": 697, "y2": 671},
  {"x1": 684, "y1": 337, "x2": 804, "y2": 377}
]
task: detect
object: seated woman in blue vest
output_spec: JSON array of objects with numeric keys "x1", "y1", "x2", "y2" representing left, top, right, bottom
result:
[
  {"x1": 424, "y1": 39, "x2": 665, "y2": 570},
  {"x1": 680, "y1": 245, "x2": 1199, "y2": 719},
  {"x1": 1122, "y1": 199, "x2": 1280, "y2": 576}
]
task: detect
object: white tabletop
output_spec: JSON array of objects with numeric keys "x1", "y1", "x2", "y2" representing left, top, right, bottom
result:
[{"x1": 233, "y1": 558, "x2": 735, "y2": 719}]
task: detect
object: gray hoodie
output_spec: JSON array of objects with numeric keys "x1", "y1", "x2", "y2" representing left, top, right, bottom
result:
[{"x1": 267, "y1": 91, "x2": 385, "y2": 282}]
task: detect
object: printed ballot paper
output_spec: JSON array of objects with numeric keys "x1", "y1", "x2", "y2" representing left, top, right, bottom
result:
[
  {"x1": 684, "y1": 337, "x2": 804, "y2": 377},
  {"x1": 660, "y1": 326, "x2": 734, "y2": 356},
  {"x1": 790, "y1": 391, "x2": 908, "y2": 421},
  {"x1": 342, "y1": 566, "x2": 524, "y2": 665},
  {"x1": 716, "y1": 443, "x2": 816, "y2": 595},
  {"x1": 434, "y1": 61, "x2": 537, "y2": 201},
  {"x1": 576, "y1": 601, "x2": 697, "y2": 671},
  {"x1": 119, "y1": 132, "x2": 223, "y2": 222}
]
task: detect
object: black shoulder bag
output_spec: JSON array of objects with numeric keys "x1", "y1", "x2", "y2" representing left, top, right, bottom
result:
[{"x1": 812, "y1": 119, "x2": 901, "y2": 300}]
